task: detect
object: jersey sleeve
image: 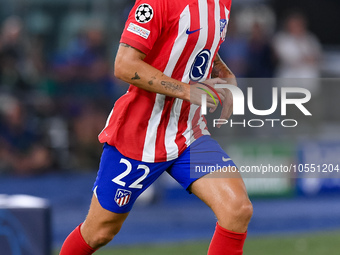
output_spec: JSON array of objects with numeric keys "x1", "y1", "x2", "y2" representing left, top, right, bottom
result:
[{"x1": 120, "y1": 0, "x2": 165, "y2": 55}]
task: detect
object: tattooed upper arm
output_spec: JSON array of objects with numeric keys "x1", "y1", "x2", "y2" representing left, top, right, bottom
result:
[
  {"x1": 119, "y1": 43, "x2": 145, "y2": 55},
  {"x1": 212, "y1": 53, "x2": 234, "y2": 78},
  {"x1": 120, "y1": 43, "x2": 134, "y2": 49}
]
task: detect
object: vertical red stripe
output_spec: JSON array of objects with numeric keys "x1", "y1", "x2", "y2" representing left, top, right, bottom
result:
[{"x1": 192, "y1": 108, "x2": 202, "y2": 139}]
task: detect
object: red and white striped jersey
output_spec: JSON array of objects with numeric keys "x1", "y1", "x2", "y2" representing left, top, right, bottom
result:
[{"x1": 99, "y1": 0, "x2": 231, "y2": 162}]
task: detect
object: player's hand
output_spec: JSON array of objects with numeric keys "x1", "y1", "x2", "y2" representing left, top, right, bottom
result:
[
  {"x1": 190, "y1": 78, "x2": 228, "y2": 109},
  {"x1": 216, "y1": 77, "x2": 237, "y2": 127},
  {"x1": 216, "y1": 87, "x2": 233, "y2": 127},
  {"x1": 190, "y1": 77, "x2": 237, "y2": 128}
]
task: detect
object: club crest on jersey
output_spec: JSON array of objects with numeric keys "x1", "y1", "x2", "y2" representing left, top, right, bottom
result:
[
  {"x1": 114, "y1": 189, "x2": 132, "y2": 207},
  {"x1": 135, "y1": 4, "x2": 154, "y2": 23},
  {"x1": 220, "y1": 19, "x2": 228, "y2": 41},
  {"x1": 189, "y1": 49, "x2": 211, "y2": 81}
]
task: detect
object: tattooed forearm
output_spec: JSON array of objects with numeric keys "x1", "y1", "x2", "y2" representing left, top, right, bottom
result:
[
  {"x1": 148, "y1": 76, "x2": 156, "y2": 85},
  {"x1": 131, "y1": 72, "x2": 141, "y2": 80},
  {"x1": 161, "y1": 81, "x2": 183, "y2": 92}
]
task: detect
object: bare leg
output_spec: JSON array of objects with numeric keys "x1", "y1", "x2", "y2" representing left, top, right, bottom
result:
[
  {"x1": 190, "y1": 170, "x2": 252, "y2": 233},
  {"x1": 81, "y1": 194, "x2": 129, "y2": 249}
]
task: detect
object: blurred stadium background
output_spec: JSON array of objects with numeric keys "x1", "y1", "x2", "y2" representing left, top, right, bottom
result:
[{"x1": 1, "y1": 0, "x2": 340, "y2": 254}]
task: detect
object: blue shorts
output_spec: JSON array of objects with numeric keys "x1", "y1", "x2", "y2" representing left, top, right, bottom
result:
[{"x1": 93, "y1": 135, "x2": 236, "y2": 213}]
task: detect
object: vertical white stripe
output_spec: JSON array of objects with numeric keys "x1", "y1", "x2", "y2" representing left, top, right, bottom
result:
[
  {"x1": 184, "y1": 104, "x2": 199, "y2": 146},
  {"x1": 163, "y1": 5, "x2": 190, "y2": 77},
  {"x1": 182, "y1": 0, "x2": 209, "y2": 83},
  {"x1": 163, "y1": 7, "x2": 191, "y2": 161},
  {"x1": 164, "y1": 99, "x2": 183, "y2": 160},
  {"x1": 142, "y1": 94, "x2": 166, "y2": 162},
  {"x1": 201, "y1": 94, "x2": 207, "y2": 115}
]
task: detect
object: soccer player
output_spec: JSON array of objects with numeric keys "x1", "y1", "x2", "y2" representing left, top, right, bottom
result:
[{"x1": 60, "y1": 0, "x2": 253, "y2": 254}]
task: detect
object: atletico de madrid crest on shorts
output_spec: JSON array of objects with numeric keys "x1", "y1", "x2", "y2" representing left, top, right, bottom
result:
[{"x1": 114, "y1": 189, "x2": 132, "y2": 207}]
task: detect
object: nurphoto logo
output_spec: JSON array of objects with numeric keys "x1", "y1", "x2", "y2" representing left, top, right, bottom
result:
[{"x1": 200, "y1": 84, "x2": 312, "y2": 128}]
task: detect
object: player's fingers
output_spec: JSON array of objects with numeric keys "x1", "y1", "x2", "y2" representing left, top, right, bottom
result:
[
  {"x1": 205, "y1": 77, "x2": 226, "y2": 84},
  {"x1": 217, "y1": 91, "x2": 225, "y2": 102},
  {"x1": 200, "y1": 78, "x2": 226, "y2": 87},
  {"x1": 214, "y1": 77, "x2": 229, "y2": 84},
  {"x1": 209, "y1": 105, "x2": 218, "y2": 113},
  {"x1": 217, "y1": 108, "x2": 233, "y2": 128},
  {"x1": 206, "y1": 99, "x2": 216, "y2": 109},
  {"x1": 216, "y1": 98, "x2": 233, "y2": 127},
  {"x1": 219, "y1": 77, "x2": 238, "y2": 86},
  {"x1": 203, "y1": 93, "x2": 218, "y2": 110},
  {"x1": 207, "y1": 102, "x2": 217, "y2": 109}
]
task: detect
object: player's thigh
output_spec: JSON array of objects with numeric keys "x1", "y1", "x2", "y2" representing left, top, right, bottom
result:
[
  {"x1": 81, "y1": 194, "x2": 129, "y2": 243},
  {"x1": 168, "y1": 136, "x2": 252, "y2": 228},
  {"x1": 190, "y1": 170, "x2": 252, "y2": 232}
]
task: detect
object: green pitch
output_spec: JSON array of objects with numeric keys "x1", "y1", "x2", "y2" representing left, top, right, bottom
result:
[{"x1": 56, "y1": 231, "x2": 340, "y2": 255}]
